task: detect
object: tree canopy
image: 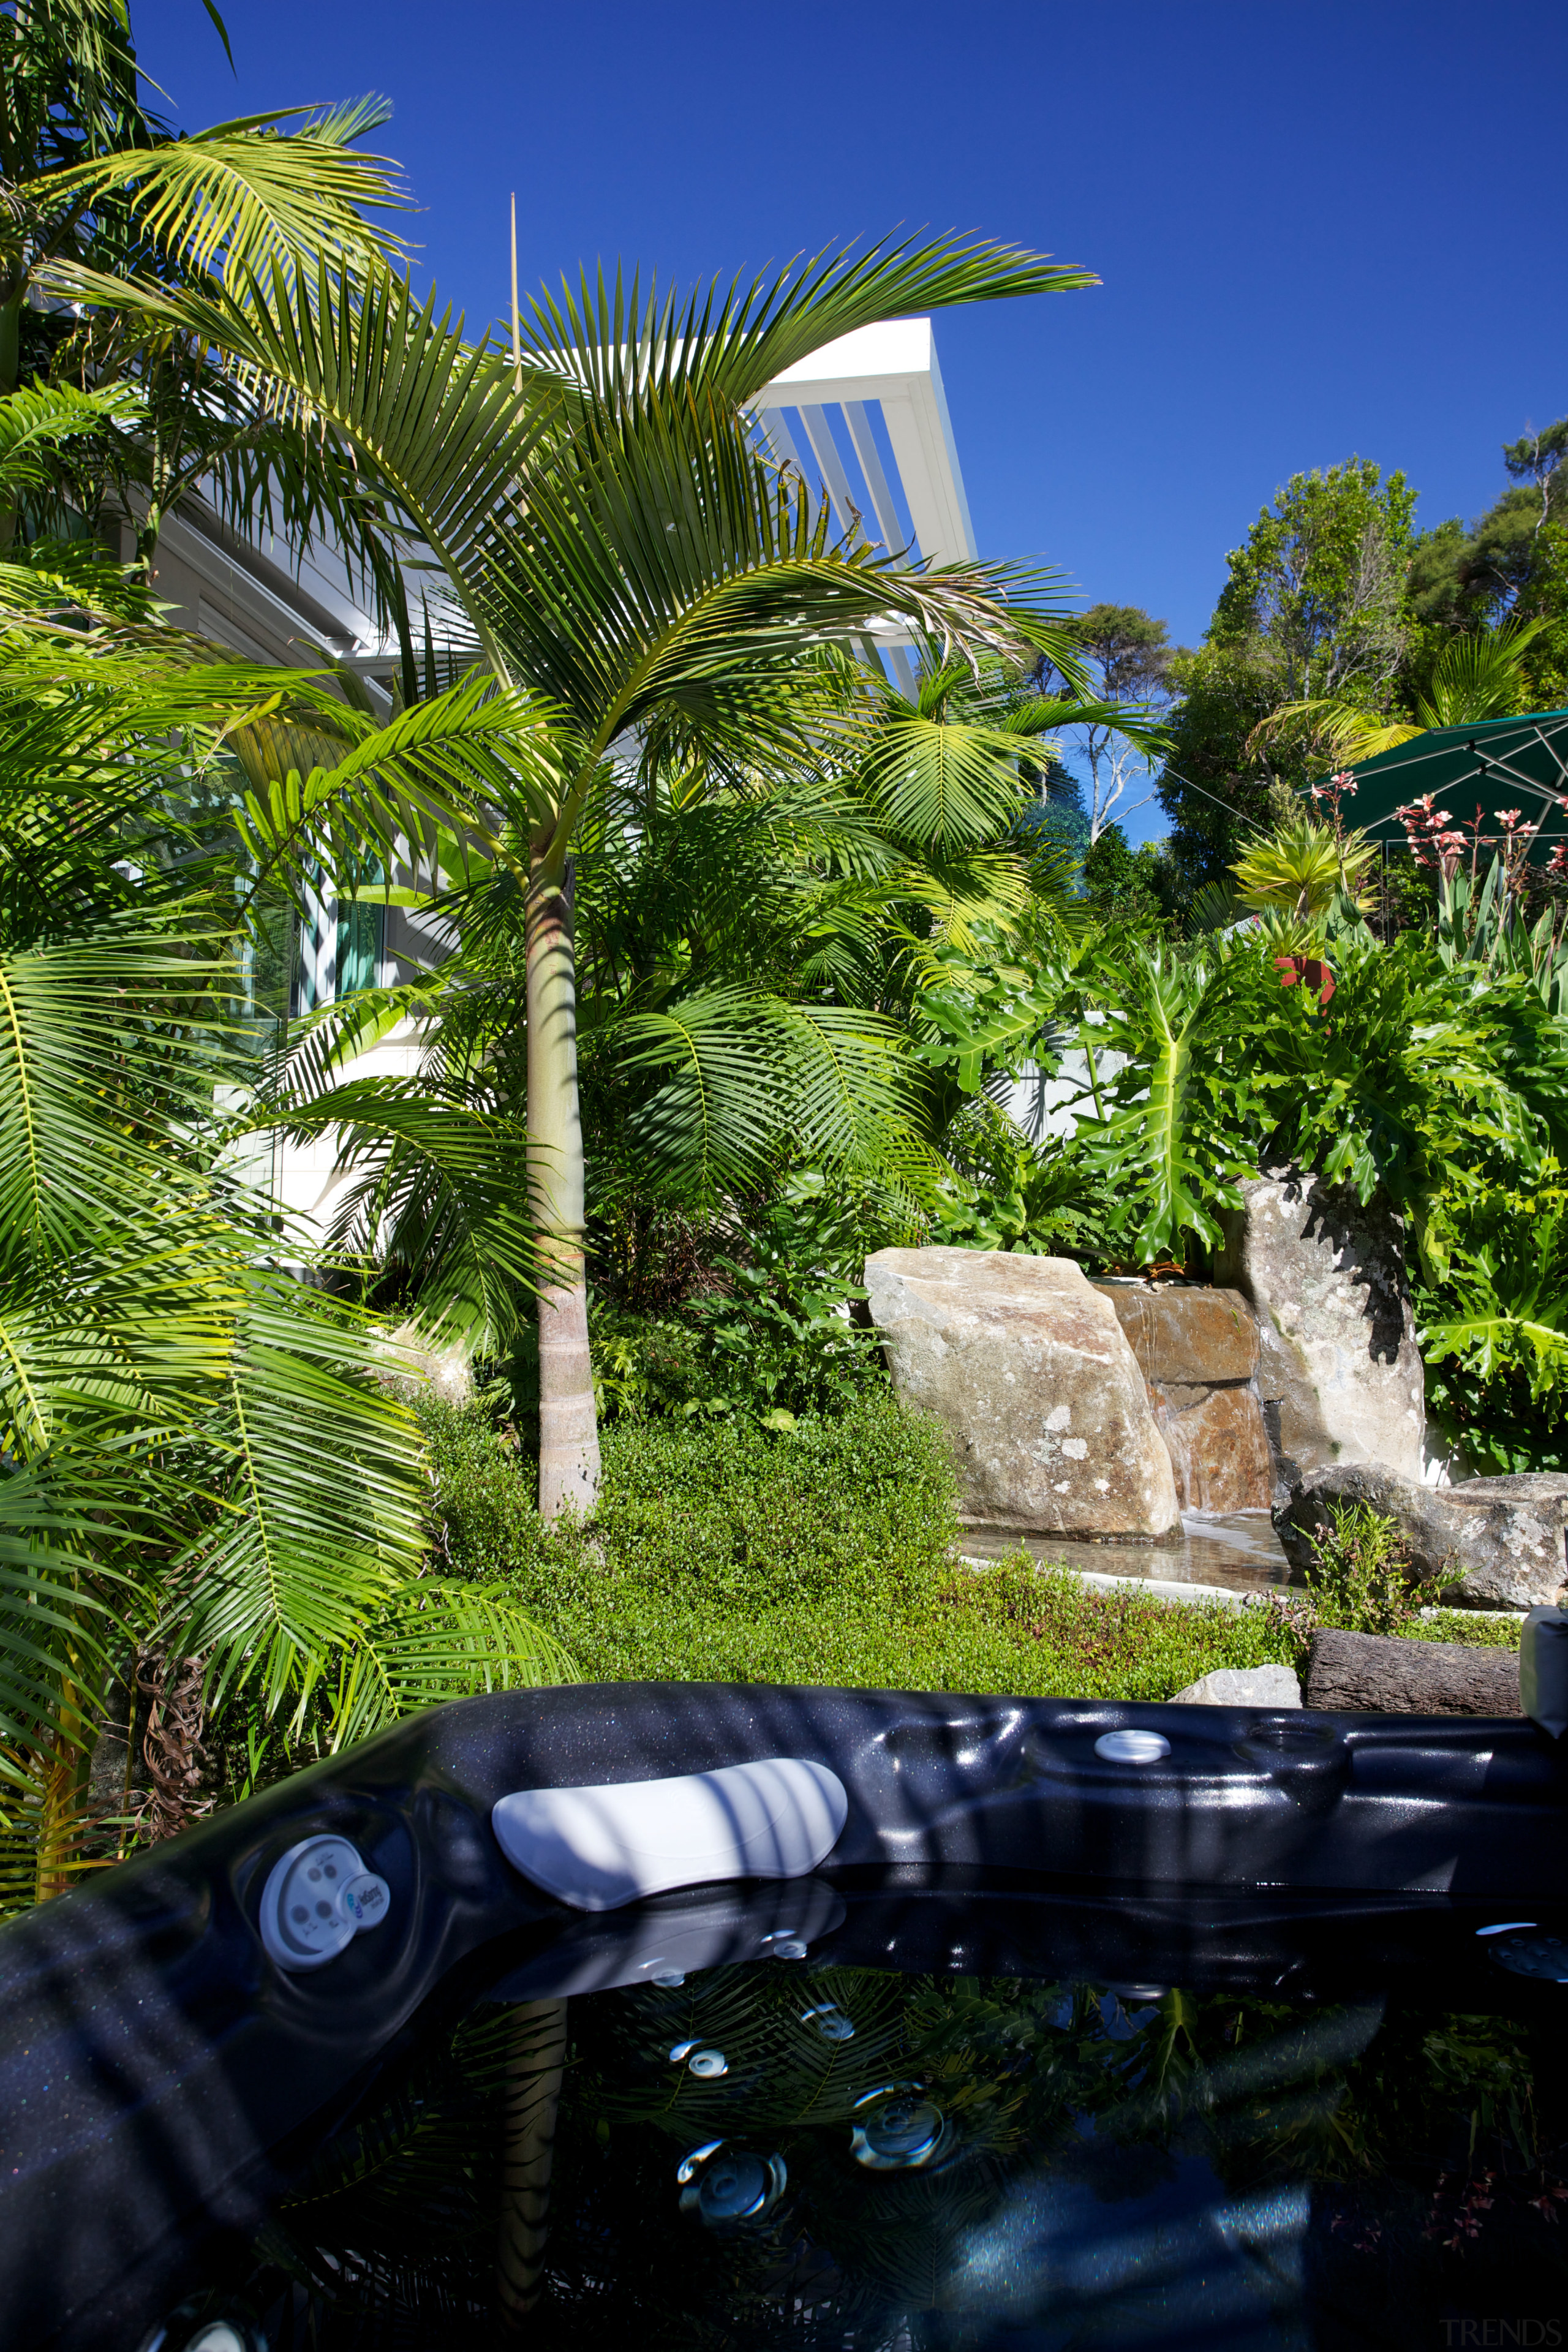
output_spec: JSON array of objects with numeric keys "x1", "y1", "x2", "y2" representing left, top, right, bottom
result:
[{"x1": 1155, "y1": 434, "x2": 1568, "y2": 886}]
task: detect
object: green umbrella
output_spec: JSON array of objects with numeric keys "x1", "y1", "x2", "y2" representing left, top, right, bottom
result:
[{"x1": 1313, "y1": 707, "x2": 1568, "y2": 855}]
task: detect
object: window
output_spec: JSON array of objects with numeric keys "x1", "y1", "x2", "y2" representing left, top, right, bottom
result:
[{"x1": 294, "y1": 890, "x2": 388, "y2": 1012}]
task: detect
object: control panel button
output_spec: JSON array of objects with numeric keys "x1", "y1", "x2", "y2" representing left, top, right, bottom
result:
[{"x1": 258, "y1": 1835, "x2": 391, "y2": 1972}]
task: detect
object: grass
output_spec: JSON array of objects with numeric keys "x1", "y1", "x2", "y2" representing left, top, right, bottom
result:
[
  {"x1": 1399, "y1": 1610, "x2": 1520, "y2": 1647},
  {"x1": 420, "y1": 1395, "x2": 1521, "y2": 1701}
]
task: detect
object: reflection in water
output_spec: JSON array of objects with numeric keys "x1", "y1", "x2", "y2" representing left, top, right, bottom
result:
[
  {"x1": 677, "y1": 2142, "x2": 789, "y2": 2231},
  {"x1": 167, "y1": 1953, "x2": 1568, "y2": 2350},
  {"x1": 948, "y1": 2164, "x2": 1313, "y2": 2348},
  {"x1": 850, "y1": 2091, "x2": 951, "y2": 2171}
]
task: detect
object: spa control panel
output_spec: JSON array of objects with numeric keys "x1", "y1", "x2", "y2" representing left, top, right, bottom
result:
[{"x1": 257, "y1": 1834, "x2": 391, "y2": 1972}]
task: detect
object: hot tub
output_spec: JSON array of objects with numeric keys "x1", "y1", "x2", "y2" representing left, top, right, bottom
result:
[{"x1": 5, "y1": 1656, "x2": 1568, "y2": 2348}]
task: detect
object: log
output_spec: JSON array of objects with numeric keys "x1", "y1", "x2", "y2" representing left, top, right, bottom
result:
[{"x1": 1305, "y1": 1627, "x2": 1521, "y2": 1716}]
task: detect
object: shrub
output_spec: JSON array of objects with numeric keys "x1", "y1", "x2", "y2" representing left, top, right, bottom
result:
[
  {"x1": 418, "y1": 1403, "x2": 1521, "y2": 1702},
  {"x1": 1298, "y1": 1500, "x2": 1422, "y2": 1635},
  {"x1": 580, "y1": 1169, "x2": 899, "y2": 1425},
  {"x1": 589, "y1": 1277, "x2": 884, "y2": 1426},
  {"x1": 429, "y1": 1392, "x2": 956, "y2": 1616},
  {"x1": 420, "y1": 1396, "x2": 1298, "y2": 1696}
]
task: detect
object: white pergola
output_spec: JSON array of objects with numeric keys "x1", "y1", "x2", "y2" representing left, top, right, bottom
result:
[
  {"x1": 752, "y1": 318, "x2": 977, "y2": 696},
  {"x1": 183, "y1": 315, "x2": 977, "y2": 700},
  {"x1": 755, "y1": 317, "x2": 976, "y2": 566}
]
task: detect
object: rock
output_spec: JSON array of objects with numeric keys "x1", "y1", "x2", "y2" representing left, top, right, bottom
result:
[
  {"x1": 1152, "y1": 1384, "x2": 1275, "y2": 1514},
  {"x1": 1093, "y1": 1284, "x2": 1259, "y2": 1385},
  {"x1": 1276, "y1": 1463, "x2": 1568, "y2": 1612},
  {"x1": 1169, "y1": 1664, "x2": 1302, "y2": 1708},
  {"x1": 1305, "y1": 1627, "x2": 1521, "y2": 1716},
  {"x1": 865, "y1": 1247, "x2": 1180, "y2": 1542},
  {"x1": 1216, "y1": 1170, "x2": 1425, "y2": 1488},
  {"x1": 1092, "y1": 1283, "x2": 1273, "y2": 1513}
]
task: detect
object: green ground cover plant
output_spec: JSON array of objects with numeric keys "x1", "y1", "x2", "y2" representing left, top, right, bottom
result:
[
  {"x1": 1295, "y1": 1498, "x2": 1423, "y2": 1635},
  {"x1": 418, "y1": 1396, "x2": 1519, "y2": 1704}
]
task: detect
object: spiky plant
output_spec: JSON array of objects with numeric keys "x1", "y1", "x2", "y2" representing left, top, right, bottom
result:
[{"x1": 1231, "y1": 813, "x2": 1378, "y2": 927}]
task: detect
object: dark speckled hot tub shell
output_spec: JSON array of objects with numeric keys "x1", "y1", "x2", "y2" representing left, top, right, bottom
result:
[{"x1": 2, "y1": 1679, "x2": 1567, "y2": 2349}]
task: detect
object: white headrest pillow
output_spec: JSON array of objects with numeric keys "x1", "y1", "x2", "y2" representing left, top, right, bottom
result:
[{"x1": 491, "y1": 1756, "x2": 849, "y2": 1912}]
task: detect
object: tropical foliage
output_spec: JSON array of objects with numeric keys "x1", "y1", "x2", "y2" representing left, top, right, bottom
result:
[
  {"x1": 0, "y1": 0, "x2": 1160, "y2": 1894},
  {"x1": 75, "y1": 221, "x2": 1109, "y2": 1519},
  {"x1": 1156, "y1": 415, "x2": 1568, "y2": 889},
  {"x1": 4, "y1": 0, "x2": 1567, "y2": 1939},
  {"x1": 0, "y1": 306, "x2": 575, "y2": 1910}
]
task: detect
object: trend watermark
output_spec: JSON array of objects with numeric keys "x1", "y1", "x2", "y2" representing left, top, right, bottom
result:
[{"x1": 1441, "y1": 2325, "x2": 1563, "y2": 2347}]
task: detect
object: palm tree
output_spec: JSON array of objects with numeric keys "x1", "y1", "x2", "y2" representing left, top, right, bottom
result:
[
  {"x1": 0, "y1": 445, "x2": 572, "y2": 1909},
  {"x1": 1, "y1": 0, "x2": 409, "y2": 597},
  {"x1": 1246, "y1": 620, "x2": 1546, "y2": 770},
  {"x1": 255, "y1": 641, "x2": 1131, "y2": 1335},
  {"x1": 77, "y1": 232, "x2": 1102, "y2": 1518}
]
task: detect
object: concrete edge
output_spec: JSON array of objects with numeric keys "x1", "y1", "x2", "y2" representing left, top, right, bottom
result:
[
  {"x1": 957, "y1": 1555, "x2": 1250, "y2": 1608},
  {"x1": 956, "y1": 1556, "x2": 1531, "y2": 1621}
]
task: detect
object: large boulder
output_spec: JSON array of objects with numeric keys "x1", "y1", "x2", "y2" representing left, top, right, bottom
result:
[
  {"x1": 1276, "y1": 1463, "x2": 1568, "y2": 1611},
  {"x1": 1091, "y1": 1283, "x2": 1273, "y2": 1513},
  {"x1": 1216, "y1": 1170, "x2": 1425, "y2": 1488},
  {"x1": 864, "y1": 1247, "x2": 1180, "y2": 1542}
]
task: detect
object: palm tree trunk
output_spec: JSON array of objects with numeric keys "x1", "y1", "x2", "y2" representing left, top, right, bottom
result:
[
  {"x1": 495, "y1": 1996, "x2": 568, "y2": 2330},
  {"x1": 526, "y1": 840, "x2": 601, "y2": 1522},
  {"x1": 35, "y1": 1649, "x2": 91, "y2": 1904}
]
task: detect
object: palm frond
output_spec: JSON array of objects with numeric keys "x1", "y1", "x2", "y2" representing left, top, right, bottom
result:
[
  {"x1": 52, "y1": 257, "x2": 563, "y2": 652},
  {"x1": 618, "y1": 988, "x2": 935, "y2": 1206},
  {"x1": 0, "y1": 1471, "x2": 123, "y2": 1799},
  {"x1": 858, "y1": 715, "x2": 1037, "y2": 850},
  {"x1": 32, "y1": 100, "x2": 410, "y2": 288},
  {"x1": 1415, "y1": 621, "x2": 1545, "y2": 728},
  {"x1": 166, "y1": 1279, "x2": 429, "y2": 1716},
  {"x1": 0, "y1": 381, "x2": 144, "y2": 496},
  {"x1": 327, "y1": 1577, "x2": 573, "y2": 1752},
  {"x1": 227, "y1": 667, "x2": 554, "y2": 908},
  {"x1": 1247, "y1": 698, "x2": 1420, "y2": 766},
  {"x1": 0, "y1": 923, "x2": 237, "y2": 1257},
  {"x1": 260, "y1": 1072, "x2": 539, "y2": 1348},
  {"x1": 519, "y1": 233, "x2": 1097, "y2": 410}
]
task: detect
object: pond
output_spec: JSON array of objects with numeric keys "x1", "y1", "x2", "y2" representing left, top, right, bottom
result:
[
  {"x1": 959, "y1": 1507, "x2": 1294, "y2": 1597},
  {"x1": 154, "y1": 1886, "x2": 1568, "y2": 2352}
]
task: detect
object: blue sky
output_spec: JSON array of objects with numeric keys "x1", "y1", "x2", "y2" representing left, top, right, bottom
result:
[{"x1": 136, "y1": 0, "x2": 1568, "y2": 841}]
